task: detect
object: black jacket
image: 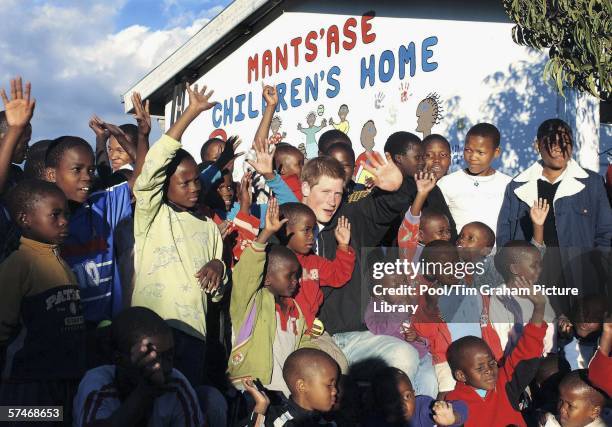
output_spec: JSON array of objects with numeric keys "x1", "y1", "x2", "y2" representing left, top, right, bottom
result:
[
  {"x1": 380, "y1": 179, "x2": 458, "y2": 247},
  {"x1": 318, "y1": 178, "x2": 419, "y2": 334}
]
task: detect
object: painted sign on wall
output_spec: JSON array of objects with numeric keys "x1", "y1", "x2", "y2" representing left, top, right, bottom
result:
[{"x1": 171, "y1": 8, "x2": 558, "y2": 176}]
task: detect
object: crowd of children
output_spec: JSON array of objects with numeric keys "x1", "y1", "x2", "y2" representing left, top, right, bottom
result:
[{"x1": 0, "y1": 75, "x2": 610, "y2": 427}]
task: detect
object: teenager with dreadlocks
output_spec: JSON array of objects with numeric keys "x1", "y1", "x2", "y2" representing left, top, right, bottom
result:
[{"x1": 497, "y1": 119, "x2": 612, "y2": 314}]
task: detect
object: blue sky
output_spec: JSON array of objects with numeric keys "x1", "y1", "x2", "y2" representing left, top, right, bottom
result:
[{"x1": 0, "y1": 0, "x2": 230, "y2": 144}]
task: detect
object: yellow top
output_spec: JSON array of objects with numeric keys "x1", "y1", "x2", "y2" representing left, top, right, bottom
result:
[{"x1": 132, "y1": 135, "x2": 225, "y2": 340}]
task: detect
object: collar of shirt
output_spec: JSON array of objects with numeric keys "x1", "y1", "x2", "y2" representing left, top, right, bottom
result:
[
  {"x1": 275, "y1": 297, "x2": 300, "y2": 333},
  {"x1": 538, "y1": 166, "x2": 568, "y2": 184}
]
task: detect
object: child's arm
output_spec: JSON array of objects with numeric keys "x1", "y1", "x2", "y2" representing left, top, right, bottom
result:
[
  {"x1": 0, "y1": 77, "x2": 35, "y2": 194},
  {"x1": 131, "y1": 92, "x2": 151, "y2": 184},
  {"x1": 230, "y1": 198, "x2": 287, "y2": 324},
  {"x1": 195, "y1": 225, "x2": 226, "y2": 299},
  {"x1": 133, "y1": 84, "x2": 216, "y2": 233},
  {"x1": 76, "y1": 338, "x2": 172, "y2": 427},
  {"x1": 501, "y1": 276, "x2": 547, "y2": 394},
  {"x1": 90, "y1": 115, "x2": 112, "y2": 185},
  {"x1": 242, "y1": 378, "x2": 269, "y2": 427},
  {"x1": 412, "y1": 171, "x2": 437, "y2": 216},
  {"x1": 587, "y1": 314, "x2": 612, "y2": 397},
  {"x1": 254, "y1": 85, "x2": 278, "y2": 142},
  {"x1": 529, "y1": 198, "x2": 549, "y2": 246},
  {"x1": 598, "y1": 313, "x2": 611, "y2": 356},
  {"x1": 314, "y1": 216, "x2": 355, "y2": 287}
]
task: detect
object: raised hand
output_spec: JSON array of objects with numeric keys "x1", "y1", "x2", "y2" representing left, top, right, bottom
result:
[
  {"x1": 515, "y1": 275, "x2": 546, "y2": 306},
  {"x1": 131, "y1": 91, "x2": 151, "y2": 136},
  {"x1": 557, "y1": 315, "x2": 573, "y2": 338},
  {"x1": 262, "y1": 83, "x2": 278, "y2": 108},
  {"x1": 263, "y1": 196, "x2": 288, "y2": 234},
  {"x1": 432, "y1": 401, "x2": 458, "y2": 426},
  {"x1": 334, "y1": 216, "x2": 351, "y2": 246},
  {"x1": 1, "y1": 76, "x2": 35, "y2": 128},
  {"x1": 414, "y1": 171, "x2": 436, "y2": 194},
  {"x1": 195, "y1": 259, "x2": 224, "y2": 293},
  {"x1": 216, "y1": 135, "x2": 244, "y2": 171},
  {"x1": 321, "y1": 118, "x2": 327, "y2": 127},
  {"x1": 364, "y1": 151, "x2": 403, "y2": 192},
  {"x1": 238, "y1": 172, "x2": 253, "y2": 213},
  {"x1": 530, "y1": 198, "x2": 550, "y2": 226},
  {"x1": 89, "y1": 115, "x2": 109, "y2": 140},
  {"x1": 130, "y1": 338, "x2": 165, "y2": 387},
  {"x1": 185, "y1": 82, "x2": 217, "y2": 114},
  {"x1": 246, "y1": 137, "x2": 275, "y2": 178}
]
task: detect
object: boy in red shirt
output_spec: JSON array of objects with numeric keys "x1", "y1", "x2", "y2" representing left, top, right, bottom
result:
[
  {"x1": 278, "y1": 202, "x2": 355, "y2": 372},
  {"x1": 445, "y1": 283, "x2": 547, "y2": 427}
]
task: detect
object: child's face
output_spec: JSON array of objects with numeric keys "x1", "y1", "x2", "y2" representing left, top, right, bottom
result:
[
  {"x1": 396, "y1": 376, "x2": 416, "y2": 421},
  {"x1": 510, "y1": 248, "x2": 542, "y2": 285},
  {"x1": 265, "y1": 259, "x2": 301, "y2": 297},
  {"x1": 424, "y1": 140, "x2": 450, "y2": 180},
  {"x1": 433, "y1": 251, "x2": 461, "y2": 286},
  {"x1": 380, "y1": 273, "x2": 411, "y2": 305},
  {"x1": 307, "y1": 114, "x2": 316, "y2": 126},
  {"x1": 108, "y1": 136, "x2": 132, "y2": 171},
  {"x1": 118, "y1": 333, "x2": 174, "y2": 388},
  {"x1": 419, "y1": 216, "x2": 451, "y2": 244},
  {"x1": 47, "y1": 146, "x2": 95, "y2": 204},
  {"x1": 21, "y1": 193, "x2": 69, "y2": 245},
  {"x1": 395, "y1": 144, "x2": 424, "y2": 178},
  {"x1": 167, "y1": 157, "x2": 201, "y2": 210},
  {"x1": 303, "y1": 360, "x2": 339, "y2": 412},
  {"x1": 216, "y1": 173, "x2": 234, "y2": 210},
  {"x1": 557, "y1": 385, "x2": 600, "y2": 427},
  {"x1": 539, "y1": 140, "x2": 572, "y2": 171},
  {"x1": 456, "y1": 224, "x2": 492, "y2": 262},
  {"x1": 574, "y1": 322, "x2": 601, "y2": 339},
  {"x1": 328, "y1": 149, "x2": 354, "y2": 185},
  {"x1": 463, "y1": 136, "x2": 499, "y2": 174},
  {"x1": 203, "y1": 141, "x2": 224, "y2": 163},
  {"x1": 280, "y1": 152, "x2": 304, "y2": 177},
  {"x1": 286, "y1": 214, "x2": 316, "y2": 255},
  {"x1": 303, "y1": 176, "x2": 344, "y2": 224},
  {"x1": 456, "y1": 343, "x2": 498, "y2": 390}
]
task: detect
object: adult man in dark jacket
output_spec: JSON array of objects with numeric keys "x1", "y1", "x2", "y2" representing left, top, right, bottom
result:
[{"x1": 301, "y1": 153, "x2": 433, "y2": 393}]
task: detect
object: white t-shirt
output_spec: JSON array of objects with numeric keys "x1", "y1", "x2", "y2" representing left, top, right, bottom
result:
[
  {"x1": 72, "y1": 365, "x2": 203, "y2": 427},
  {"x1": 437, "y1": 169, "x2": 512, "y2": 236},
  {"x1": 267, "y1": 311, "x2": 298, "y2": 396}
]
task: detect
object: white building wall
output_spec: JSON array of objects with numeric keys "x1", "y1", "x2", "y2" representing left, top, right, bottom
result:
[{"x1": 165, "y1": 0, "x2": 600, "y2": 176}]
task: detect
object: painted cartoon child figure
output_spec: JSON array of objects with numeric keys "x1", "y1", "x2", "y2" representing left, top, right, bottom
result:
[
  {"x1": 269, "y1": 115, "x2": 286, "y2": 145},
  {"x1": 298, "y1": 112, "x2": 327, "y2": 159},
  {"x1": 416, "y1": 93, "x2": 443, "y2": 138},
  {"x1": 329, "y1": 104, "x2": 350, "y2": 135},
  {"x1": 354, "y1": 120, "x2": 377, "y2": 178}
]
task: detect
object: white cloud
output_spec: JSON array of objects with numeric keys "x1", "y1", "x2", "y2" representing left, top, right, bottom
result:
[{"x1": 0, "y1": 0, "x2": 220, "y2": 143}]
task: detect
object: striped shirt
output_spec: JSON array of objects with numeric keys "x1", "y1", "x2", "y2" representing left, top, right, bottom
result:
[{"x1": 73, "y1": 365, "x2": 203, "y2": 427}]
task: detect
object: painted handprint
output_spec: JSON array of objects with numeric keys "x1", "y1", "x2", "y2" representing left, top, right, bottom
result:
[
  {"x1": 399, "y1": 82, "x2": 410, "y2": 102},
  {"x1": 374, "y1": 92, "x2": 385, "y2": 109}
]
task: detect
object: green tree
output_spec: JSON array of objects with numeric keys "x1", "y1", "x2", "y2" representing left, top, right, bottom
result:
[{"x1": 503, "y1": 0, "x2": 611, "y2": 100}]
